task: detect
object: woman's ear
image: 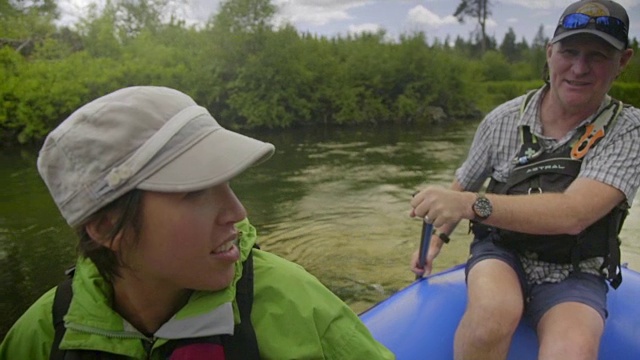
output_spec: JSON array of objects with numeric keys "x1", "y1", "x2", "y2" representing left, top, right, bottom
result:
[{"x1": 85, "y1": 214, "x2": 124, "y2": 251}]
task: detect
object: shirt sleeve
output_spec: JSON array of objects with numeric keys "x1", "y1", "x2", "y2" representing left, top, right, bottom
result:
[
  {"x1": 579, "y1": 107, "x2": 640, "y2": 204},
  {"x1": 455, "y1": 94, "x2": 530, "y2": 191}
]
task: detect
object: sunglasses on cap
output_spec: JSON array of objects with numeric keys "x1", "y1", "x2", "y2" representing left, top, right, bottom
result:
[{"x1": 560, "y1": 13, "x2": 628, "y2": 46}]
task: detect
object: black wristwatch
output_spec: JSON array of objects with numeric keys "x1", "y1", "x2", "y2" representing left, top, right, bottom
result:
[{"x1": 472, "y1": 193, "x2": 493, "y2": 221}]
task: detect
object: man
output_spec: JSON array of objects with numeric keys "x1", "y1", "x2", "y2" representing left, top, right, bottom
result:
[{"x1": 410, "y1": 0, "x2": 639, "y2": 359}]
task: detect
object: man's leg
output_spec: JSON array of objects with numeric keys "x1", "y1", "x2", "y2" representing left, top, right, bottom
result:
[
  {"x1": 531, "y1": 273, "x2": 608, "y2": 360},
  {"x1": 454, "y1": 258, "x2": 524, "y2": 360}
]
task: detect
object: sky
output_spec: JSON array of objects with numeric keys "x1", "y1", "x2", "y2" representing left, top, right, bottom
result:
[{"x1": 57, "y1": 0, "x2": 640, "y2": 46}]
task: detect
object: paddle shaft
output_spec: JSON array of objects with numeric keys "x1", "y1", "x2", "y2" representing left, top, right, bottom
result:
[{"x1": 416, "y1": 220, "x2": 433, "y2": 280}]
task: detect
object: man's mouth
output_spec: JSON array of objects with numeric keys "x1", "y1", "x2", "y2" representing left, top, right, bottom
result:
[{"x1": 566, "y1": 79, "x2": 589, "y2": 86}]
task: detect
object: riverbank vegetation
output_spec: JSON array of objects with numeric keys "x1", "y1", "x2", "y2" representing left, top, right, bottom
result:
[{"x1": 1, "y1": 0, "x2": 639, "y2": 146}]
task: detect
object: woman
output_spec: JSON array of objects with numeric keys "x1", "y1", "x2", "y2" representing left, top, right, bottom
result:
[{"x1": 0, "y1": 86, "x2": 394, "y2": 359}]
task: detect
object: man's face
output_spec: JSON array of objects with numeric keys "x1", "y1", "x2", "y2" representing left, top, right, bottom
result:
[{"x1": 546, "y1": 34, "x2": 633, "y2": 111}]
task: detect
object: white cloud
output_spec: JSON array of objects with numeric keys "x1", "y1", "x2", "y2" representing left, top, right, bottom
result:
[
  {"x1": 407, "y1": 5, "x2": 457, "y2": 28},
  {"x1": 502, "y1": 0, "x2": 639, "y2": 10},
  {"x1": 275, "y1": 0, "x2": 368, "y2": 26},
  {"x1": 280, "y1": 7, "x2": 352, "y2": 25},
  {"x1": 182, "y1": 0, "x2": 222, "y2": 23},
  {"x1": 501, "y1": 0, "x2": 572, "y2": 9},
  {"x1": 55, "y1": 0, "x2": 101, "y2": 26},
  {"x1": 47, "y1": 0, "x2": 640, "y2": 43}
]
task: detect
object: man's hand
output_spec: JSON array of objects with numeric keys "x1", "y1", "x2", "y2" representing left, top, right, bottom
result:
[
  {"x1": 410, "y1": 233, "x2": 445, "y2": 277},
  {"x1": 410, "y1": 186, "x2": 476, "y2": 228}
]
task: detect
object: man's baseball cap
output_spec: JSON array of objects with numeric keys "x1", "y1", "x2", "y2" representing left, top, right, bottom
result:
[{"x1": 551, "y1": 0, "x2": 629, "y2": 50}]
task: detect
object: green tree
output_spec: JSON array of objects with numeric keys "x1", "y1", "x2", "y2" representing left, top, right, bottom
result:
[
  {"x1": 203, "y1": 0, "x2": 280, "y2": 125},
  {"x1": 453, "y1": 0, "x2": 491, "y2": 54},
  {"x1": 480, "y1": 50, "x2": 511, "y2": 81},
  {"x1": 500, "y1": 27, "x2": 520, "y2": 63},
  {"x1": 530, "y1": 24, "x2": 548, "y2": 80},
  {"x1": 76, "y1": 3, "x2": 122, "y2": 58},
  {"x1": 116, "y1": 0, "x2": 171, "y2": 37},
  {"x1": 225, "y1": 26, "x2": 315, "y2": 128},
  {"x1": 213, "y1": 0, "x2": 276, "y2": 34},
  {"x1": 0, "y1": 0, "x2": 59, "y2": 56}
]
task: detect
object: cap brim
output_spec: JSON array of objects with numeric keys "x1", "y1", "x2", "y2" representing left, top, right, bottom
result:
[
  {"x1": 552, "y1": 29, "x2": 625, "y2": 50},
  {"x1": 137, "y1": 129, "x2": 275, "y2": 192}
]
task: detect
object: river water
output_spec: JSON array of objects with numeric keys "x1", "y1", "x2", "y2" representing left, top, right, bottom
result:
[{"x1": 2, "y1": 122, "x2": 640, "y2": 338}]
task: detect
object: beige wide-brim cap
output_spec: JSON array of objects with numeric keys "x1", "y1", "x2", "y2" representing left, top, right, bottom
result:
[
  {"x1": 37, "y1": 86, "x2": 275, "y2": 227},
  {"x1": 138, "y1": 126, "x2": 273, "y2": 192}
]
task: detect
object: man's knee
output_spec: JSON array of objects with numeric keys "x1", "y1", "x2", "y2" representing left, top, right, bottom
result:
[
  {"x1": 460, "y1": 261, "x2": 525, "y2": 346},
  {"x1": 537, "y1": 302, "x2": 604, "y2": 360},
  {"x1": 456, "y1": 256, "x2": 525, "y2": 359},
  {"x1": 460, "y1": 299, "x2": 522, "y2": 342},
  {"x1": 466, "y1": 259, "x2": 525, "y2": 329},
  {"x1": 454, "y1": 305, "x2": 521, "y2": 360}
]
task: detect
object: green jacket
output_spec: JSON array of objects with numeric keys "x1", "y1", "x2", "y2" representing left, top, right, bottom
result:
[{"x1": 0, "y1": 219, "x2": 394, "y2": 359}]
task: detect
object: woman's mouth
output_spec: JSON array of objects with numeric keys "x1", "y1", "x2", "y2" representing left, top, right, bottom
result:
[{"x1": 212, "y1": 240, "x2": 236, "y2": 254}]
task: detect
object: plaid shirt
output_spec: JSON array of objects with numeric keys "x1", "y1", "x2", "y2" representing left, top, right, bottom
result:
[{"x1": 456, "y1": 85, "x2": 640, "y2": 284}]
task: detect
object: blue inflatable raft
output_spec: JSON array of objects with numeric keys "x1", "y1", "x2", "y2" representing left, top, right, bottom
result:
[{"x1": 360, "y1": 264, "x2": 640, "y2": 359}]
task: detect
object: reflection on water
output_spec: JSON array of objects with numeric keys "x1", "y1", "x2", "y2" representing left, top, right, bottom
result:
[
  {"x1": 1, "y1": 122, "x2": 640, "y2": 338},
  {"x1": 231, "y1": 123, "x2": 480, "y2": 312}
]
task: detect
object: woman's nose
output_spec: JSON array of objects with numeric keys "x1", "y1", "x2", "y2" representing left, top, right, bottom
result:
[{"x1": 220, "y1": 186, "x2": 247, "y2": 224}]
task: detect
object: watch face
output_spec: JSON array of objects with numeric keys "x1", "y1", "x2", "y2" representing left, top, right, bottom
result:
[{"x1": 473, "y1": 196, "x2": 492, "y2": 219}]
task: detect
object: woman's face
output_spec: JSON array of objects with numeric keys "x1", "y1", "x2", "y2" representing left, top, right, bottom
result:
[
  {"x1": 546, "y1": 34, "x2": 632, "y2": 111},
  {"x1": 123, "y1": 183, "x2": 247, "y2": 292}
]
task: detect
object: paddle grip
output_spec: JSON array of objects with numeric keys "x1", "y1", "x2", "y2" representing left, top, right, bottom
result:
[{"x1": 416, "y1": 220, "x2": 433, "y2": 280}]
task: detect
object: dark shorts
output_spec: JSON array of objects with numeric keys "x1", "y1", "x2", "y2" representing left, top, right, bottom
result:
[{"x1": 465, "y1": 236, "x2": 609, "y2": 328}]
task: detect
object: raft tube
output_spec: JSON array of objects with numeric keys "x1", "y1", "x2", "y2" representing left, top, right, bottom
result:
[{"x1": 360, "y1": 264, "x2": 640, "y2": 359}]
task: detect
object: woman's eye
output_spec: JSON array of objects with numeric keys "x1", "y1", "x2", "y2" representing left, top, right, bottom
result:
[{"x1": 185, "y1": 189, "x2": 207, "y2": 200}]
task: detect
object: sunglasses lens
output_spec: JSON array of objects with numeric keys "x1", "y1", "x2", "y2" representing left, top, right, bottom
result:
[
  {"x1": 562, "y1": 13, "x2": 591, "y2": 29},
  {"x1": 595, "y1": 17, "x2": 627, "y2": 42},
  {"x1": 561, "y1": 13, "x2": 627, "y2": 44}
]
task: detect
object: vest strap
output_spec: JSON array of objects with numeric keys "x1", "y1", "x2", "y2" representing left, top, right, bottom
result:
[
  {"x1": 50, "y1": 278, "x2": 72, "y2": 360},
  {"x1": 223, "y1": 248, "x2": 260, "y2": 359},
  {"x1": 51, "y1": 250, "x2": 260, "y2": 359}
]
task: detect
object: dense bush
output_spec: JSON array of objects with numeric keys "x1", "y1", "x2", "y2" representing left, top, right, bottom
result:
[
  {"x1": 1, "y1": 0, "x2": 638, "y2": 146},
  {"x1": 610, "y1": 83, "x2": 640, "y2": 107}
]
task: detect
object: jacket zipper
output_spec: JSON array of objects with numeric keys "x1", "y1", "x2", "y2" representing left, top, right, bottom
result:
[
  {"x1": 144, "y1": 338, "x2": 157, "y2": 360},
  {"x1": 65, "y1": 321, "x2": 156, "y2": 357}
]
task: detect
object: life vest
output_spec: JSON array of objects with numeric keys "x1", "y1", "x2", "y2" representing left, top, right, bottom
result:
[
  {"x1": 49, "y1": 249, "x2": 260, "y2": 360},
  {"x1": 476, "y1": 91, "x2": 628, "y2": 289}
]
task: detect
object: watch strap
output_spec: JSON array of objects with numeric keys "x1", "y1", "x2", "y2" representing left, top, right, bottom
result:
[{"x1": 437, "y1": 232, "x2": 450, "y2": 244}]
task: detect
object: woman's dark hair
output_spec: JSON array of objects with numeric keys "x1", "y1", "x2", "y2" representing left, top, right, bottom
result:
[{"x1": 74, "y1": 190, "x2": 144, "y2": 282}]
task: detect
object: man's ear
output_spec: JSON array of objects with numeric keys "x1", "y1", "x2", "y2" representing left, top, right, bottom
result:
[
  {"x1": 546, "y1": 42, "x2": 554, "y2": 60},
  {"x1": 85, "y1": 214, "x2": 124, "y2": 251},
  {"x1": 619, "y1": 48, "x2": 634, "y2": 72}
]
